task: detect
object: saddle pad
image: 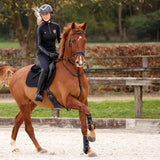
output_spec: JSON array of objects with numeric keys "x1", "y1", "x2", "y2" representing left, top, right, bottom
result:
[{"x1": 26, "y1": 64, "x2": 56, "y2": 89}]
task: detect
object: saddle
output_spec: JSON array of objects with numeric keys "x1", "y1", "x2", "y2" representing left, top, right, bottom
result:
[
  {"x1": 26, "y1": 61, "x2": 66, "y2": 109},
  {"x1": 26, "y1": 61, "x2": 56, "y2": 89}
]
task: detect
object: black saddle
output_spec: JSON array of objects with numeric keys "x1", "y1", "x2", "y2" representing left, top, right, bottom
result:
[{"x1": 26, "y1": 61, "x2": 56, "y2": 89}]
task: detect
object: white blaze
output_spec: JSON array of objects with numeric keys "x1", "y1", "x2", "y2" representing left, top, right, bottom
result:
[
  {"x1": 77, "y1": 35, "x2": 84, "y2": 66},
  {"x1": 78, "y1": 36, "x2": 82, "y2": 41},
  {"x1": 79, "y1": 55, "x2": 83, "y2": 65}
]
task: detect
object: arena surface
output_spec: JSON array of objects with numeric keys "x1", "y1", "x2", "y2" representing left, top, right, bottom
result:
[{"x1": 0, "y1": 126, "x2": 160, "y2": 160}]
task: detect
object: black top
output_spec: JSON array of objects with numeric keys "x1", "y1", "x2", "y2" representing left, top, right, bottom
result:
[{"x1": 36, "y1": 21, "x2": 61, "y2": 56}]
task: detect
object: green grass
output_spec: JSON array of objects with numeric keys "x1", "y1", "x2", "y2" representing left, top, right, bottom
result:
[
  {"x1": 0, "y1": 99, "x2": 160, "y2": 119},
  {"x1": 0, "y1": 41, "x2": 20, "y2": 48},
  {"x1": 0, "y1": 41, "x2": 156, "y2": 48}
]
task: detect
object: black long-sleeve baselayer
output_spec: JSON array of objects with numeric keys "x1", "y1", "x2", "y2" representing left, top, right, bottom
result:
[{"x1": 36, "y1": 21, "x2": 61, "y2": 56}]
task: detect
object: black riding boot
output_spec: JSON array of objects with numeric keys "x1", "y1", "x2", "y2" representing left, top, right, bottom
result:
[{"x1": 34, "y1": 69, "x2": 48, "y2": 102}]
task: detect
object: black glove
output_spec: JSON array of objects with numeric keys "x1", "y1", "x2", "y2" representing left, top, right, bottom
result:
[
  {"x1": 49, "y1": 53, "x2": 55, "y2": 58},
  {"x1": 54, "y1": 51, "x2": 59, "y2": 58},
  {"x1": 49, "y1": 52, "x2": 59, "y2": 59}
]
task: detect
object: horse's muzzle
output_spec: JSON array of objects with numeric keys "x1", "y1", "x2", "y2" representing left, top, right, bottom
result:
[{"x1": 75, "y1": 56, "x2": 86, "y2": 68}]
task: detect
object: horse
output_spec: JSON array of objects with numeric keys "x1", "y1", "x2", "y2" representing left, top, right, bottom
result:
[{"x1": 0, "y1": 22, "x2": 97, "y2": 157}]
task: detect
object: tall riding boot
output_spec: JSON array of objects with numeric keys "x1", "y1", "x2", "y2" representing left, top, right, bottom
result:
[{"x1": 34, "y1": 69, "x2": 48, "y2": 102}]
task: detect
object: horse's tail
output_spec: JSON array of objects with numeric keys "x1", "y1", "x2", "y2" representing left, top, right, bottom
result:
[{"x1": 0, "y1": 65, "x2": 17, "y2": 89}]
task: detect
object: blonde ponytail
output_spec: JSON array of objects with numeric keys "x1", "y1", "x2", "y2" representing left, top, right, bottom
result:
[{"x1": 32, "y1": 6, "x2": 43, "y2": 25}]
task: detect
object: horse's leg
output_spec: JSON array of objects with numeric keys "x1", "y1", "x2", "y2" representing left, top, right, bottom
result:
[
  {"x1": 19, "y1": 103, "x2": 46, "y2": 153},
  {"x1": 10, "y1": 112, "x2": 24, "y2": 152},
  {"x1": 79, "y1": 111, "x2": 96, "y2": 157},
  {"x1": 85, "y1": 100, "x2": 96, "y2": 142},
  {"x1": 66, "y1": 95, "x2": 90, "y2": 114},
  {"x1": 10, "y1": 103, "x2": 37, "y2": 152},
  {"x1": 11, "y1": 112, "x2": 24, "y2": 141},
  {"x1": 66, "y1": 95, "x2": 97, "y2": 157}
]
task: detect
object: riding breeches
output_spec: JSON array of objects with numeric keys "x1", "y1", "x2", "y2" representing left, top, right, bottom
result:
[{"x1": 37, "y1": 52, "x2": 50, "y2": 73}]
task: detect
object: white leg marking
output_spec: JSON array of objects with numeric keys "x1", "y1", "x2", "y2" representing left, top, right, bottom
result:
[
  {"x1": 10, "y1": 139, "x2": 16, "y2": 146},
  {"x1": 10, "y1": 138, "x2": 19, "y2": 152}
]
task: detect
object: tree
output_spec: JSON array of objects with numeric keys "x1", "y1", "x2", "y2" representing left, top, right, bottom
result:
[
  {"x1": 0, "y1": 0, "x2": 160, "y2": 56},
  {"x1": 0, "y1": 0, "x2": 62, "y2": 65},
  {"x1": 126, "y1": 9, "x2": 160, "y2": 40},
  {"x1": 108, "y1": 0, "x2": 159, "y2": 39}
]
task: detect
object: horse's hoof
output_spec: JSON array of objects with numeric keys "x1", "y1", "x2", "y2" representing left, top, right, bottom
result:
[
  {"x1": 10, "y1": 139, "x2": 19, "y2": 152},
  {"x1": 88, "y1": 149, "x2": 97, "y2": 157},
  {"x1": 12, "y1": 148, "x2": 20, "y2": 152},
  {"x1": 88, "y1": 136, "x2": 96, "y2": 142},
  {"x1": 88, "y1": 152, "x2": 97, "y2": 157},
  {"x1": 39, "y1": 149, "x2": 48, "y2": 154},
  {"x1": 88, "y1": 125, "x2": 96, "y2": 142}
]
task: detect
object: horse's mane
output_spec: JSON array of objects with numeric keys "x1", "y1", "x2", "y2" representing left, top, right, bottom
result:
[
  {"x1": 59, "y1": 23, "x2": 72, "y2": 58},
  {"x1": 59, "y1": 23, "x2": 85, "y2": 58}
]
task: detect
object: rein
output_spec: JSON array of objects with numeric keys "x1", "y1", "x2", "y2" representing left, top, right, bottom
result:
[
  {"x1": 61, "y1": 60, "x2": 84, "y2": 77},
  {"x1": 61, "y1": 58, "x2": 84, "y2": 100}
]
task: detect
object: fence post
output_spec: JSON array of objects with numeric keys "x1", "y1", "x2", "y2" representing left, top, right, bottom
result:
[
  {"x1": 142, "y1": 57, "x2": 148, "y2": 92},
  {"x1": 134, "y1": 86, "x2": 143, "y2": 118},
  {"x1": 52, "y1": 109, "x2": 59, "y2": 118},
  {"x1": 87, "y1": 57, "x2": 94, "y2": 95}
]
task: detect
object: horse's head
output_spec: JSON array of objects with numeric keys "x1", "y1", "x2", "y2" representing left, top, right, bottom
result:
[
  {"x1": 59, "y1": 22, "x2": 87, "y2": 68},
  {"x1": 69, "y1": 22, "x2": 87, "y2": 68}
]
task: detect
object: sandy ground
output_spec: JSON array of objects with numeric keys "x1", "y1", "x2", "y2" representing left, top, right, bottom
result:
[{"x1": 0, "y1": 126, "x2": 160, "y2": 160}]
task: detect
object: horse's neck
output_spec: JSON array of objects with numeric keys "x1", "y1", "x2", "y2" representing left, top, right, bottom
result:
[{"x1": 63, "y1": 45, "x2": 71, "y2": 59}]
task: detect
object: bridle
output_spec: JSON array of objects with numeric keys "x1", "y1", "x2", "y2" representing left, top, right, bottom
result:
[
  {"x1": 69, "y1": 32, "x2": 85, "y2": 58},
  {"x1": 60, "y1": 32, "x2": 86, "y2": 75}
]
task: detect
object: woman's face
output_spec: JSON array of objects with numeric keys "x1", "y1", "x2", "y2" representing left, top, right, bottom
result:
[{"x1": 41, "y1": 12, "x2": 51, "y2": 22}]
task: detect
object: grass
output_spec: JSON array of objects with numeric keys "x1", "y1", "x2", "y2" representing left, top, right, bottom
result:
[
  {"x1": 0, "y1": 41, "x2": 20, "y2": 48},
  {"x1": 0, "y1": 99, "x2": 160, "y2": 119},
  {"x1": 0, "y1": 41, "x2": 156, "y2": 48},
  {"x1": 0, "y1": 41, "x2": 117, "y2": 48}
]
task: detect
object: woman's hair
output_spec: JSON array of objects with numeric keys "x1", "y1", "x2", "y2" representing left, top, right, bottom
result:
[{"x1": 32, "y1": 6, "x2": 43, "y2": 25}]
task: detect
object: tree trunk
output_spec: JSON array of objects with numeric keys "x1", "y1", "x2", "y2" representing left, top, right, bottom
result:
[
  {"x1": 21, "y1": 42, "x2": 37, "y2": 66},
  {"x1": 13, "y1": 8, "x2": 37, "y2": 66},
  {"x1": 118, "y1": 4, "x2": 123, "y2": 39}
]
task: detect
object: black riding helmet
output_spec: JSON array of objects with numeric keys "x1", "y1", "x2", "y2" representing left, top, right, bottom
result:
[{"x1": 39, "y1": 4, "x2": 53, "y2": 14}]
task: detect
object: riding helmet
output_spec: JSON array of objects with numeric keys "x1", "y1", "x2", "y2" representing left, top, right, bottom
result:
[{"x1": 39, "y1": 4, "x2": 53, "y2": 14}]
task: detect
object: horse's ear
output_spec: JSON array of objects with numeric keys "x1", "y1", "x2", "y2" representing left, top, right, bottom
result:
[
  {"x1": 71, "y1": 22, "x2": 76, "y2": 29},
  {"x1": 81, "y1": 23, "x2": 87, "y2": 31}
]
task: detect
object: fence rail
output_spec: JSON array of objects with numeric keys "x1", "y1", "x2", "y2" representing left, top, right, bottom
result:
[
  {"x1": 85, "y1": 54, "x2": 160, "y2": 59},
  {"x1": 1, "y1": 54, "x2": 160, "y2": 61},
  {"x1": 84, "y1": 67, "x2": 160, "y2": 73}
]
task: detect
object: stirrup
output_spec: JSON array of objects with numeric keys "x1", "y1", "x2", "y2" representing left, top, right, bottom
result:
[{"x1": 34, "y1": 93, "x2": 43, "y2": 102}]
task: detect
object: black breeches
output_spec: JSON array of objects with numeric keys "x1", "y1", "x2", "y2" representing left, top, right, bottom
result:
[{"x1": 38, "y1": 53, "x2": 50, "y2": 73}]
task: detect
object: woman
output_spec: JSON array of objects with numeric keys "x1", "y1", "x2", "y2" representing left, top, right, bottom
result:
[{"x1": 34, "y1": 4, "x2": 61, "y2": 102}]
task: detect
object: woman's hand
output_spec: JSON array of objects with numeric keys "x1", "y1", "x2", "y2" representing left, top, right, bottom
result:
[{"x1": 49, "y1": 52, "x2": 59, "y2": 59}]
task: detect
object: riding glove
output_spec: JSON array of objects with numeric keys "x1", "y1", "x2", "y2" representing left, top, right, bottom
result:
[{"x1": 49, "y1": 52, "x2": 59, "y2": 59}]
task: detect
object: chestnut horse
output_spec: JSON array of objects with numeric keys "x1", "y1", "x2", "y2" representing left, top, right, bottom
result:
[{"x1": 0, "y1": 22, "x2": 96, "y2": 157}]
